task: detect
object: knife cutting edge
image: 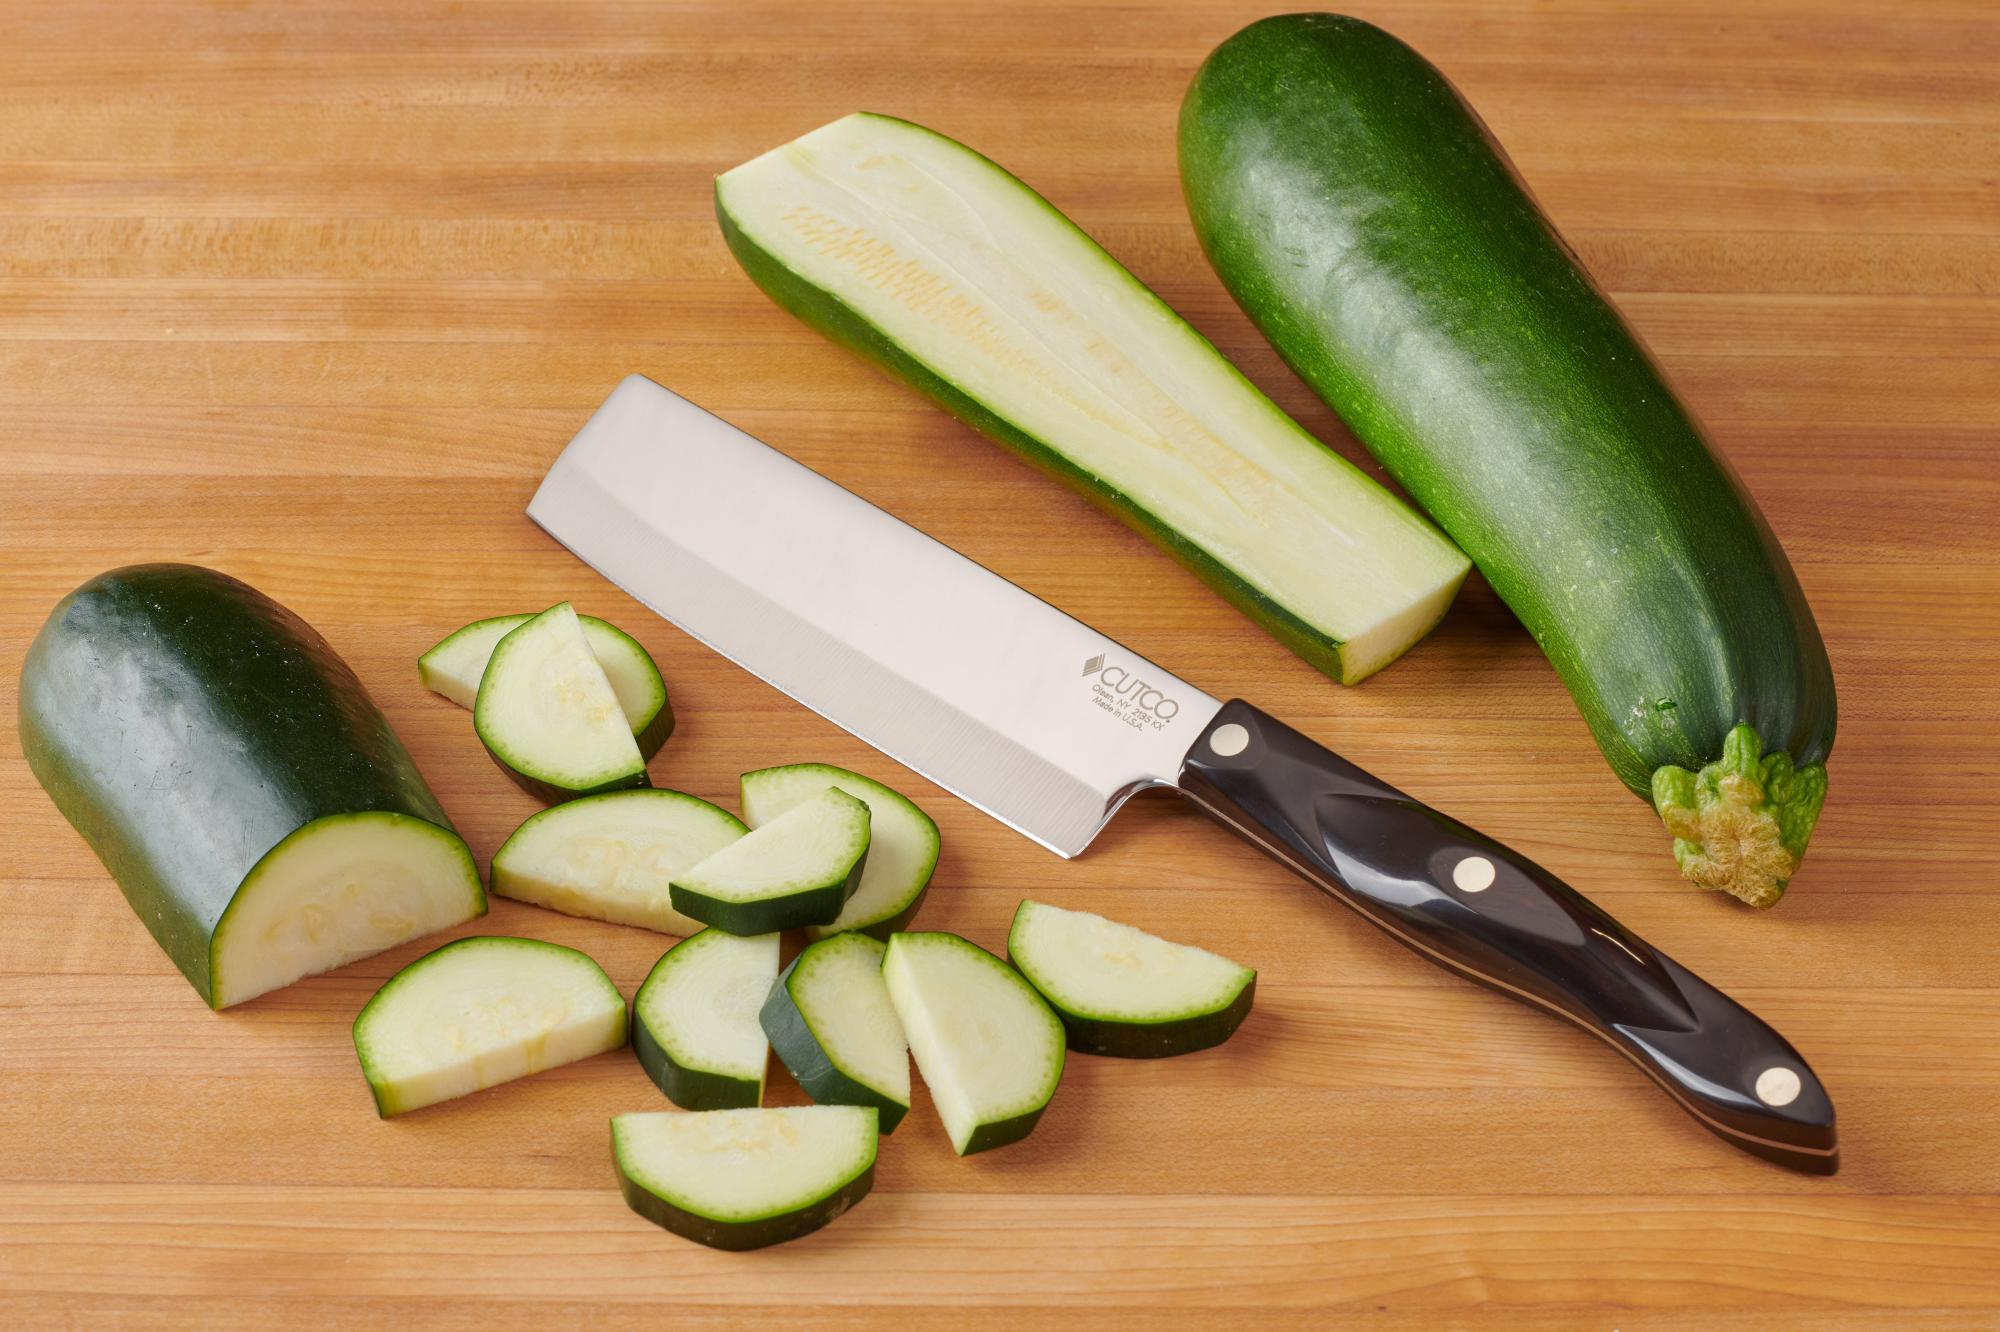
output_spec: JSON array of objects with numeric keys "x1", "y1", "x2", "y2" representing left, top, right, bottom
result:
[{"x1": 527, "y1": 374, "x2": 1838, "y2": 1175}]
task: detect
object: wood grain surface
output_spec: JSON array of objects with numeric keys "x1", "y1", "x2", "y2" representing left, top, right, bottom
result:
[{"x1": 3, "y1": 1, "x2": 1996, "y2": 1326}]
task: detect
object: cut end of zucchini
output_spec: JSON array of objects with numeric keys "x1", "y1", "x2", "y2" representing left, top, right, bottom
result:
[
  {"x1": 491, "y1": 788, "x2": 745, "y2": 934},
  {"x1": 882, "y1": 931, "x2": 1064, "y2": 1155},
  {"x1": 671, "y1": 787, "x2": 870, "y2": 935},
  {"x1": 213, "y1": 811, "x2": 486, "y2": 1010},
  {"x1": 1651, "y1": 724, "x2": 1829, "y2": 909},
  {"x1": 1330, "y1": 571, "x2": 1466, "y2": 685},
  {"x1": 761, "y1": 932, "x2": 911, "y2": 1132},
  {"x1": 741, "y1": 763, "x2": 938, "y2": 940},
  {"x1": 632, "y1": 929, "x2": 779, "y2": 1110},
  {"x1": 612, "y1": 1106, "x2": 877, "y2": 1251},
  {"x1": 717, "y1": 112, "x2": 1469, "y2": 686},
  {"x1": 1008, "y1": 900, "x2": 1255, "y2": 1058},
  {"x1": 352, "y1": 936, "x2": 626, "y2": 1117},
  {"x1": 474, "y1": 603, "x2": 649, "y2": 801}
]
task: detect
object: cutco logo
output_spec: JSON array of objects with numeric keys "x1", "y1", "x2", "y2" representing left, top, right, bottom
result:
[{"x1": 1081, "y1": 653, "x2": 1181, "y2": 732}]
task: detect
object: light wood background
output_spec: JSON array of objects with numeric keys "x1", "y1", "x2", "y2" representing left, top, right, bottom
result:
[{"x1": 3, "y1": 1, "x2": 1996, "y2": 1326}]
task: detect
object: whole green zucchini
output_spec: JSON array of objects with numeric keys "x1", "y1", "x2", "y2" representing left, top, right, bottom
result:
[
  {"x1": 20, "y1": 565, "x2": 486, "y2": 1006},
  {"x1": 1179, "y1": 14, "x2": 1834, "y2": 906}
]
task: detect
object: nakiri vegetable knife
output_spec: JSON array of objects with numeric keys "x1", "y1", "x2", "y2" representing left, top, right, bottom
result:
[{"x1": 528, "y1": 374, "x2": 1838, "y2": 1175}]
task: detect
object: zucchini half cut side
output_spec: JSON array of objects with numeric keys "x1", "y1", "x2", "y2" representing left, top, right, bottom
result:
[
  {"x1": 760, "y1": 932, "x2": 911, "y2": 1132},
  {"x1": 214, "y1": 811, "x2": 486, "y2": 1011},
  {"x1": 670, "y1": 788, "x2": 870, "y2": 935},
  {"x1": 612, "y1": 1106, "x2": 878, "y2": 1251},
  {"x1": 474, "y1": 603, "x2": 650, "y2": 803},
  {"x1": 741, "y1": 763, "x2": 939, "y2": 940},
  {"x1": 632, "y1": 928, "x2": 779, "y2": 1110},
  {"x1": 352, "y1": 936, "x2": 627, "y2": 1117},
  {"x1": 1007, "y1": 900, "x2": 1256, "y2": 1058},
  {"x1": 882, "y1": 931, "x2": 1064, "y2": 1155},
  {"x1": 490, "y1": 788, "x2": 746, "y2": 935},
  {"x1": 716, "y1": 112, "x2": 1470, "y2": 684},
  {"x1": 419, "y1": 612, "x2": 673, "y2": 759}
]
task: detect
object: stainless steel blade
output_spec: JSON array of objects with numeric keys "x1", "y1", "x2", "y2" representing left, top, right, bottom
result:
[{"x1": 528, "y1": 375, "x2": 1222, "y2": 856}]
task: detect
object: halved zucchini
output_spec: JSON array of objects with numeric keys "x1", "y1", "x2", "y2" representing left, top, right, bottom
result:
[
  {"x1": 490, "y1": 788, "x2": 745, "y2": 934},
  {"x1": 352, "y1": 936, "x2": 627, "y2": 1117},
  {"x1": 631, "y1": 928, "x2": 779, "y2": 1110},
  {"x1": 670, "y1": 788, "x2": 870, "y2": 935},
  {"x1": 419, "y1": 612, "x2": 673, "y2": 759},
  {"x1": 760, "y1": 932, "x2": 910, "y2": 1132},
  {"x1": 1008, "y1": 900, "x2": 1255, "y2": 1058},
  {"x1": 612, "y1": 1106, "x2": 877, "y2": 1251},
  {"x1": 474, "y1": 603, "x2": 649, "y2": 802},
  {"x1": 882, "y1": 931, "x2": 1064, "y2": 1155},
  {"x1": 19, "y1": 564, "x2": 487, "y2": 1010},
  {"x1": 741, "y1": 763, "x2": 938, "y2": 940},
  {"x1": 716, "y1": 112, "x2": 1469, "y2": 684}
]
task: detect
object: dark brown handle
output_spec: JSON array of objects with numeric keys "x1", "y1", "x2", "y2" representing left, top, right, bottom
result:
[{"x1": 1178, "y1": 700, "x2": 1837, "y2": 1174}]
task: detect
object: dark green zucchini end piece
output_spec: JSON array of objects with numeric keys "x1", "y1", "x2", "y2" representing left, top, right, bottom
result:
[{"x1": 1651, "y1": 725, "x2": 1829, "y2": 909}]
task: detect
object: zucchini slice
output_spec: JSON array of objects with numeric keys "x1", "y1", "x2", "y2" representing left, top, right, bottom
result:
[
  {"x1": 631, "y1": 928, "x2": 779, "y2": 1110},
  {"x1": 352, "y1": 936, "x2": 626, "y2": 1117},
  {"x1": 670, "y1": 788, "x2": 870, "y2": 935},
  {"x1": 490, "y1": 788, "x2": 745, "y2": 934},
  {"x1": 882, "y1": 932, "x2": 1064, "y2": 1155},
  {"x1": 19, "y1": 564, "x2": 487, "y2": 1009},
  {"x1": 760, "y1": 933, "x2": 911, "y2": 1133},
  {"x1": 419, "y1": 612, "x2": 673, "y2": 759},
  {"x1": 612, "y1": 1106, "x2": 877, "y2": 1251},
  {"x1": 716, "y1": 111, "x2": 1469, "y2": 684},
  {"x1": 741, "y1": 764, "x2": 938, "y2": 940},
  {"x1": 473, "y1": 603, "x2": 649, "y2": 803},
  {"x1": 1007, "y1": 900, "x2": 1255, "y2": 1058}
]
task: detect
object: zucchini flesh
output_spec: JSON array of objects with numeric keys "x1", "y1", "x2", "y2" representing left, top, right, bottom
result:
[
  {"x1": 612, "y1": 1106, "x2": 877, "y2": 1251},
  {"x1": 1180, "y1": 15, "x2": 1834, "y2": 905},
  {"x1": 716, "y1": 112, "x2": 1469, "y2": 684},
  {"x1": 352, "y1": 936, "x2": 626, "y2": 1117},
  {"x1": 740, "y1": 763, "x2": 938, "y2": 940},
  {"x1": 490, "y1": 788, "x2": 745, "y2": 934},
  {"x1": 19, "y1": 563, "x2": 486, "y2": 1008},
  {"x1": 216, "y1": 812, "x2": 485, "y2": 1010},
  {"x1": 882, "y1": 931, "x2": 1064, "y2": 1155},
  {"x1": 760, "y1": 933, "x2": 911, "y2": 1132},
  {"x1": 419, "y1": 612, "x2": 673, "y2": 759},
  {"x1": 670, "y1": 788, "x2": 870, "y2": 935},
  {"x1": 474, "y1": 603, "x2": 649, "y2": 802},
  {"x1": 631, "y1": 929, "x2": 778, "y2": 1110},
  {"x1": 1007, "y1": 900, "x2": 1255, "y2": 1058}
]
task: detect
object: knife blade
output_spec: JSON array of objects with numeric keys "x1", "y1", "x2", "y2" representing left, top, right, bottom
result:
[{"x1": 529, "y1": 374, "x2": 1838, "y2": 1175}]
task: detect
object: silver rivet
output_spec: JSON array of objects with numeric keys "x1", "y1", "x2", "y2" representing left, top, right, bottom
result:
[
  {"x1": 1755, "y1": 1067, "x2": 1801, "y2": 1107},
  {"x1": 1452, "y1": 856, "x2": 1496, "y2": 892},
  {"x1": 1209, "y1": 723, "x2": 1250, "y2": 757}
]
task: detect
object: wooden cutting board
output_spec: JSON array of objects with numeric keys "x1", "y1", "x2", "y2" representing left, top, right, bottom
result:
[{"x1": 3, "y1": 1, "x2": 1996, "y2": 1325}]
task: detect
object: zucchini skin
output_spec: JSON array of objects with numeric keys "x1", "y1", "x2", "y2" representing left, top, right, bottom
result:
[
  {"x1": 481, "y1": 742, "x2": 650, "y2": 806},
  {"x1": 19, "y1": 564, "x2": 479, "y2": 1002},
  {"x1": 667, "y1": 870, "x2": 859, "y2": 936},
  {"x1": 1031, "y1": 975, "x2": 1256, "y2": 1061},
  {"x1": 715, "y1": 118, "x2": 1448, "y2": 686},
  {"x1": 1179, "y1": 15, "x2": 1836, "y2": 904}
]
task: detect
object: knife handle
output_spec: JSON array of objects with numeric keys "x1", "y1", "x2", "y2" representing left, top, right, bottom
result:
[{"x1": 1176, "y1": 699, "x2": 1837, "y2": 1175}]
